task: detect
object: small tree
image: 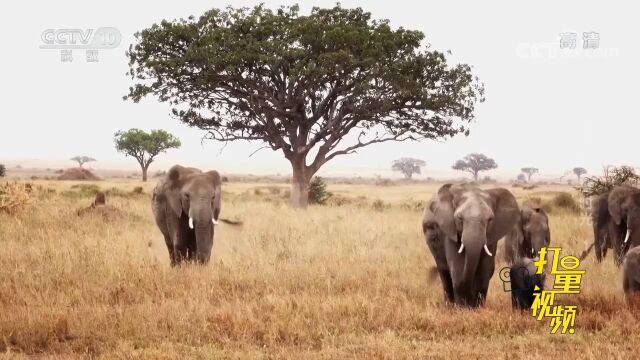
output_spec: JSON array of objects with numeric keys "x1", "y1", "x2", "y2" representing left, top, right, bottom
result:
[
  {"x1": 521, "y1": 167, "x2": 539, "y2": 182},
  {"x1": 308, "y1": 176, "x2": 332, "y2": 205},
  {"x1": 452, "y1": 153, "x2": 497, "y2": 181},
  {"x1": 70, "y1": 156, "x2": 96, "y2": 168},
  {"x1": 0, "y1": 164, "x2": 6, "y2": 177},
  {"x1": 391, "y1": 158, "x2": 426, "y2": 179},
  {"x1": 573, "y1": 167, "x2": 587, "y2": 182},
  {"x1": 516, "y1": 173, "x2": 526, "y2": 183},
  {"x1": 114, "y1": 129, "x2": 181, "y2": 181}
]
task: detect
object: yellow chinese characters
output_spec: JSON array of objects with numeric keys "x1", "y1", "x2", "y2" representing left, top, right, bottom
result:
[{"x1": 531, "y1": 247, "x2": 585, "y2": 334}]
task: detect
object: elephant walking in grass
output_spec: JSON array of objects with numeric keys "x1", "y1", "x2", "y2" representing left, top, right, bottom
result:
[
  {"x1": 623, "y1": 246, "x2": 640, "y2": 298},
  {"x1": 591, "y1": 186, "x2": 640, "y2": 266},
  {"x1": 503, "y1": 206, "x2": 551, "y2": 265},
  {"x1": 152, "y1": 165, "x2": 222, "y2": 265},
  {"x1": 422, "y1": 184, "x2": 519, "y2": 307},
  {"x1": 509, "y1": 257, "x2": 545, "y2": 311}
]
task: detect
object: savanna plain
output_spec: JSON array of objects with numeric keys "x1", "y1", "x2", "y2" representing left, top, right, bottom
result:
[{"x1": 1, "y1": 178, "x2": 639, "y2": 359}]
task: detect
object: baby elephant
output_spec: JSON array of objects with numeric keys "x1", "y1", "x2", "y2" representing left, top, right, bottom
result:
[
  {"x1": 510, "y1": 257, "x2": 545, "y2": 310},
  {"x1": 504, "y1": 207, "x2": 550, "y2": 264},
  {"x1": 623, "y1": 246, "x2": 640, "y2": 298}
]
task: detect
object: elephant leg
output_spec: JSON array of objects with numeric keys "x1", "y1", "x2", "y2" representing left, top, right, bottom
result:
[
  {"x1": 173, "y1": 217, "x2": 193, "y2": 264},
  {"x1": 608, "y1": 221, "x2": 624, "y2": 266},
  {"x1": 475, "y1": 252, "x2": 496, "y2": 307},
  {"x1": 163, "y1": 234, "x2": 177, "y2": 266},
  {"x1": 438, "y1": 269, "x2": 455, "y2": 303},
  {"x1": 593, "y1": 223, "x2": 603, "y2": 262}
]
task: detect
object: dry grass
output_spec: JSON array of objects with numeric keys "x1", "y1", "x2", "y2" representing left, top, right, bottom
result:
[{"x1": 1, "y1": 180, "x2": 639, "y2": 359}]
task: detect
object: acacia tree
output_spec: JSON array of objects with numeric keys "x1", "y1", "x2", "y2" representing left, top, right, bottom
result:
[
  {"x1": 114, "y1": 129, "x2": 181, "y2": 181},
  {"x1": 392, "y1": 158, "x2": 426, "y2": 179},
  {"x1": 70, "y1": 156, "x2": 96, "y2": 168},
  {"x1": 452, "y1": 153, "x2": 497, "y2": 181},
  {"x1": 125, "y1": 4, "x2": 484, "y2": 207},
  {"x1": 573, "y1": 167, "x2": 587, "y2": 182},
  {"x1": 521, "y1": 167, "x2": 539, "y2": 182}
]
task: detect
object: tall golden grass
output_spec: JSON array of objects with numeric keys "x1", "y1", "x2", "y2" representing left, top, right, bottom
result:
[{"x1": 0, "y1": 180, "x2": 639, "y2": 359}]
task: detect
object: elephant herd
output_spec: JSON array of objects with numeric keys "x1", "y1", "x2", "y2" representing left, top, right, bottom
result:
[
  {"x1": 422, "y1": 183, "x2": 640, "y2": 309},
  {"x1": 149, "y1": 166, "x2": 640, "y2": 308}
]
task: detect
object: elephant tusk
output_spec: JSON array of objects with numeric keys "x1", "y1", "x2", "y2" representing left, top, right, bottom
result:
[
  {"x1": 458, "y1": 243, "x2": 465, "y2": 254},
  {"x1": 484, "y1": 244, "x2": 493, "y2": 257},
  {"x1": 189, "y1": 217, "x2": 194, "y2": 229},
  {"x1": 212, "y1": 217, "x2": 219, "y2": 225},
  {"x1": 624, "y1": 229, "x2": 631, "y2": 244}
]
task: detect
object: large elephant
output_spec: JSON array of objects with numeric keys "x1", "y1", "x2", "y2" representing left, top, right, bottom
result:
[
  {"x1": 592, "y1": 186, "x2": 640, "y2": 266},
  {"x1": 503, "y1": 206, "x2": 550, "y2": 265},
  {"x1": 422, "y1": 184, "x2": 520, "y2": 307},
  {"x1": 152, "y1": 165, "x2": 222, "y2": 265}
]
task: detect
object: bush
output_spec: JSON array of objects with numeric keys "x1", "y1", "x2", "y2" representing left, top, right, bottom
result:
[
  {"x1": 371, "y1": 199, "x2": 388, "y2": 212},
  {"x1": 132, "y1": 186, "x2": 144, "y2": 195},
  {"x1": 551, "y1": 192, "x2": 580, "y2": 213},
  {"x1": 70, "y1": 184, "x2": 101, "y2": 196},
  {"x1": 308, "y1": 177, "x2": 332, "y2": 205},
  {"x1": 0, "y1": 164, "x2": 6, "y2": 177},
  {"x1": 0, "y1": 182, "x2": 33, "y2": 214}
]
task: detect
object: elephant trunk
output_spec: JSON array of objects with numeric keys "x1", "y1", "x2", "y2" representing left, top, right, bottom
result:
[
  {"x1": 460, "y1": 222, "x2": 485, "y2": 305},
  {"x1": 191, "y1": 198, "x2": 215, "y2": 264}
]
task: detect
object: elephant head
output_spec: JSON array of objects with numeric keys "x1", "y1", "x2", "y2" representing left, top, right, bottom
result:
[
  {"x1": 423, "y1": 184, "x2": 519, "y2": 307},
  {"x1": 166, "y1": 165, "x2": 222, "y2": 263},
  {"x1": 608, "y1": 186, "x2": 640, "y2": 251},
  {"x1": 519, "y1": 207, "x2": 550, "y2": 259}
]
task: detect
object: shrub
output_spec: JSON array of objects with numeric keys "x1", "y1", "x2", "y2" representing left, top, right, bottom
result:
[
  {"x1": 70, "y1": 184, "x2": 101, "y2": 196},
  {"x1": 371, "y1": 199, "x2": 388, "y2": 212},
  {"x1": 0, "y1": 164, "x2": 6, "y2": 177},
  {"x1": 308, "y1": 177, "x2": 332, "y2": 205},
  {"x1": 0, "y1": 182, "x2": 32, "y2": 214},
  {"x1": 132, "y1": 186, "x2": 144, "y2": 195},
  {"x1": 374, "y1": 177, "x2": 395, "y2": 186},
  {"x1": 551, "y1": 192, "x2": 580, "y2": 213}
]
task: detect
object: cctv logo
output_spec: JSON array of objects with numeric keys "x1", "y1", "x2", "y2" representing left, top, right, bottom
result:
[{"x1": 40, "y1": 27, "x2": 121, "y2": 49}]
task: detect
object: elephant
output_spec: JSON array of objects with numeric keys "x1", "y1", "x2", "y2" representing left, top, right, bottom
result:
[
  {"x1": 509, "y1": 257, "x2": 545, "y2": 311},
  {"x1": 503, "y1": 206, "x2": 551, "y2": 265},
  {"x1": 623, "y1": 246, "x2": 640, "y2": 297},
  {"x1": 591, "y1": 186, "x2": 640, "y2": 266},
  {"x1": 590, "y1": 191, "x2": 612, "y2": 262},
  {"x1": 422, "y1": 183, "x2": 520, "y2": 307},
  {"x1": 152, "y1": 165, "x2": 222, "y2": 265}
]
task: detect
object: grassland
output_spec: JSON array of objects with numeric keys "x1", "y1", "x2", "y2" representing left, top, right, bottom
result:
[{"x1": 1, "y1": 179, "x2": 639, "y2": 359}]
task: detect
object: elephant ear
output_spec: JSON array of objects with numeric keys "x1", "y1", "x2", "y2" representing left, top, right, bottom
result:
[
  {"x1": 206, "y1": 170, "x2": 222, "y2": 221},
  {"x1": 486, "y1": 188, "x2": 520, "y2": 243},
  {"x1": 609, "y1": 186, "x2": 637, "y2": 225},
  {"x1": 165, "y1": 165, "x2": 192, "y2": 218},
  {"x1": 429, "y1": 184, "x2": 458, "y2": 242}
]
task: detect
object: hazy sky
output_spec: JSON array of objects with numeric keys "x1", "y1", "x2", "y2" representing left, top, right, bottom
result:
[{"x1": 1, "y1": 0, "x2": 638, "y2": 179}]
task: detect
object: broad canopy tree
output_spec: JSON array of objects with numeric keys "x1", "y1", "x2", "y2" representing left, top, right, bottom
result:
[
  {"x1": 392, "y1": 157, "x2": 426, "y2": 179},
  {"x1": 520, "y1": 167, "x2": 538, "y2": 182},
  {"x1": 573, "y1": 167, "x2": 587, "y2": 182},
  {"x1": 125, "y1": 4, "x2": 484, "y2": 207},
  {"x1": 452, "y1": 153, "x2": 497, "y2": 181},
  {"x1": 114, "y1": 129, "x2": 181, "y2": 181},
  {"x1": 70, "y1": 156, "x2": 96, "y2": 168}
]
